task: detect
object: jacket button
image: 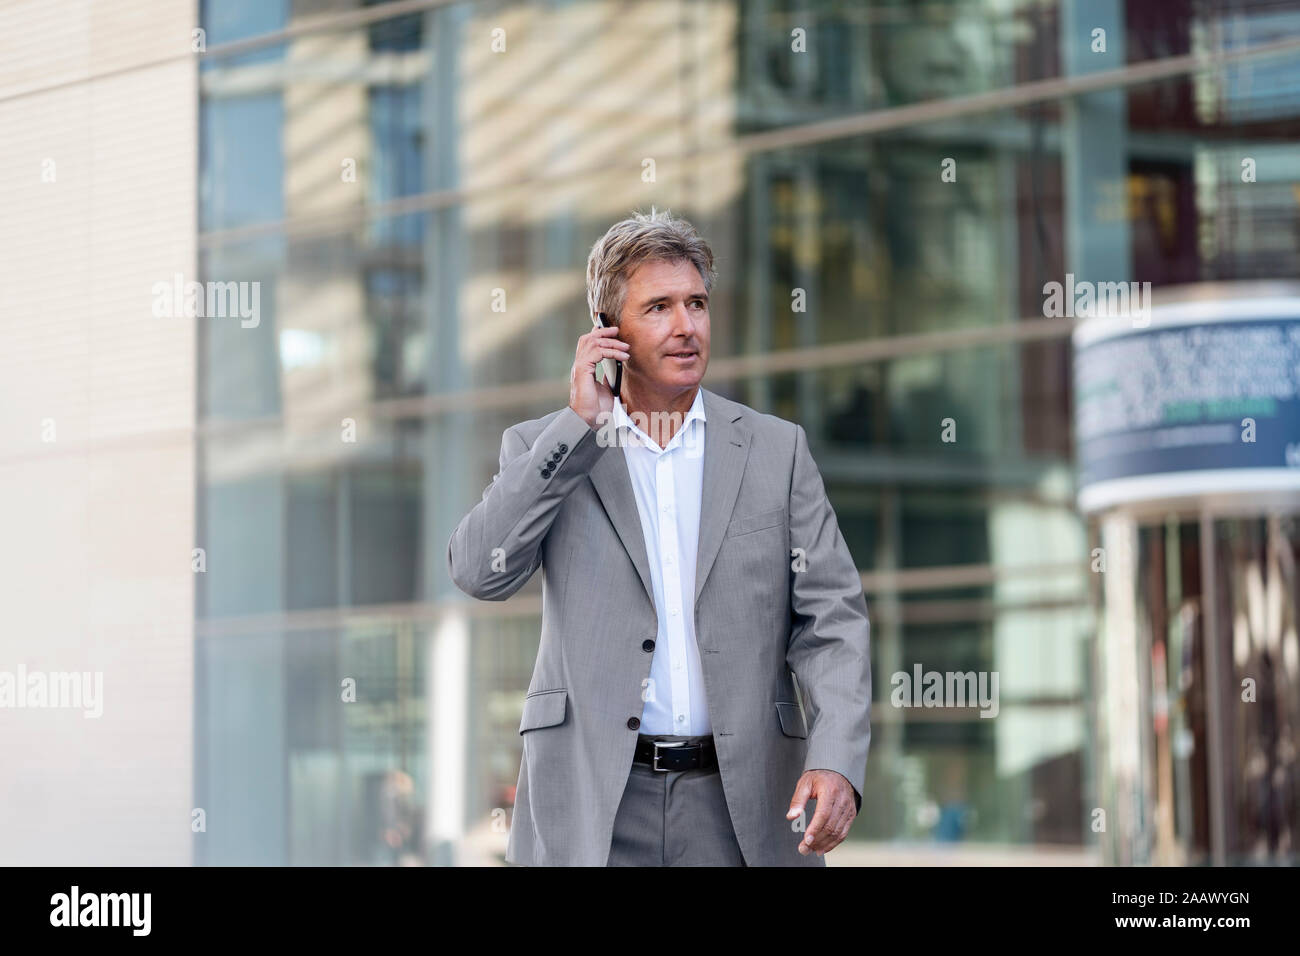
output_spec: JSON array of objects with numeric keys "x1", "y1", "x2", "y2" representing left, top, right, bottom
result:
[
  {"x1": 557, "y1": 443, "x2": 568, "y2": 453},
  {"x1": 642, "y1": 639, "x2": 655, "y2": 652},
  {"x1": 551, "y1": 451, "x2": 562, "y2": 462},
  {"x1": 626, "y1": 717, "x2": 640, "y2": 730},
  {"x1": 542, "y1": 467, "x2": 553, "y2": 478}
]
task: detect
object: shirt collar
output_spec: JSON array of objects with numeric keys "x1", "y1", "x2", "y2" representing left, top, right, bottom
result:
[{"x1": 613, "y1": 388, "x2": 706, "y2": 453}]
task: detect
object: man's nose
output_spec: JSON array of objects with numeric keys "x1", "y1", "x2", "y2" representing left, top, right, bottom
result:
[{"x1": 670, "y1": 302, "x2": 695, "y2": 336}]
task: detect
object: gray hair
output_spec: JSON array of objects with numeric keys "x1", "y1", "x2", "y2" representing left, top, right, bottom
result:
[{"x1": 585, "y1": 207, "x2": 717, "y2": 324}]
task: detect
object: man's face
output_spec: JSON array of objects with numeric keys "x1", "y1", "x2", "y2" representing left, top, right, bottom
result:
[{"x1": 614, "y1": 257, "x2": 710, "y2": 394}]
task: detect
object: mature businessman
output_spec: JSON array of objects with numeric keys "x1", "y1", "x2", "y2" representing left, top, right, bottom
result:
[{"x1": 447, "y1": 209, "x2": 872, "y2": 866}]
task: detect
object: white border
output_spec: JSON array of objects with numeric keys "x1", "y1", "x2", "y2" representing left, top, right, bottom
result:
[{"x1": 1078, "y1": 469, "x2": 1300, "y2": 513}]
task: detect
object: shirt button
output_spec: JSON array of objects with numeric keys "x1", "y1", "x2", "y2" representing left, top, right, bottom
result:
[
  {"x1": 642, "y1": 639, "x2": 655, "y2": 652},
  {"x1": 627, "y1": 717, "x2": 640, "y2": 730},
  {"x1": 676, "y1": 715, "x2": 685, "y2": 723}
]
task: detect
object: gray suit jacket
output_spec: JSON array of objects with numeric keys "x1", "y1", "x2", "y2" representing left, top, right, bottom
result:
[{"x1": 447, "y1": 387, "x2": 871, "y2": 866}]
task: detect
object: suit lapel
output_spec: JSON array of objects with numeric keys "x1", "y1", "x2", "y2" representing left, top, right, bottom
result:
[
  {"x1": 588, "y1": 429, "x2": 656, "y2": 610},
  {"x1": 694, "y1": 388, "x2": 750, "y2": 607}
]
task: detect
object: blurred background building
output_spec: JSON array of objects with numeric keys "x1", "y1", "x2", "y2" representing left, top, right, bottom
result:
[{"x1": 2, "y1": 0, "x2": 1298, "y2": 866}]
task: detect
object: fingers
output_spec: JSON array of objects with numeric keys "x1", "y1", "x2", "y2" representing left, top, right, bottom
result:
[
  {"x1": 569, "y1": 324, "x2": 627, "y2": 427},
  {"x1": 591, "y1": 330, "x2": 630, "y2": 356},
  {"x1": 794, "y1": 777, "x2": 856, "y2": 856},
  {"x1": 786, "y1": 775, "x2": 813, "y2": 821},
  {"x1": 820, "y1": 798, "x2": 853, "y2": 853},
  {"x1": 577, "y1": 326, "x2": 629, "y2": 371},
  {"x1": 800, "y1": 789, "x2": 836, "y2": 855},
  {"x1": 586, "y1": 324, "x2": 626, "y2": 347}
]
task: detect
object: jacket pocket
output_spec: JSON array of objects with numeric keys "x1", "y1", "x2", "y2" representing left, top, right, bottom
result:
[
  {"x1": 775, "y1": 700, "x2": 808, "y2": 738},
  {"x1": 727, "y1": 506, "x2": 786, "y2": 537},
  {"x1": 518, "y1": 688, "x2": 568, "y2": 734}
]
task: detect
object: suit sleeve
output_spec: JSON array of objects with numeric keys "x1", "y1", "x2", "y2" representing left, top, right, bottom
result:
[
  {"x1": 447, "y1": 406, "x2": 603, "y2": 601},
  {"x1": 785, "y1": 422, "x2": 872, "y2": 812}
]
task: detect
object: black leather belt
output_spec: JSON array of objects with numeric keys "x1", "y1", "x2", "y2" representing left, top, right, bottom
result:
[{"x1": 634, "y1": 734, "x2": 717, "y2": 772}]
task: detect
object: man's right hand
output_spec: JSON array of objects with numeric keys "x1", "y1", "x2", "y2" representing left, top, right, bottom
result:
[{"x1": 569, "y1": 321, "x2": 630, "y2": 429}]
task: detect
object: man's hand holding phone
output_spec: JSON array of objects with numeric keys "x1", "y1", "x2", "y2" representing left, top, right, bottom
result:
[{"x1": 569, "y1": 316, "x2": 629, "y2": 430}]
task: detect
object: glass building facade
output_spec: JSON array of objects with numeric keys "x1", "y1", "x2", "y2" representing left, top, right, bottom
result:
[{"x1": 191, "y1": 0, "x2": 1300, "y2": 865}]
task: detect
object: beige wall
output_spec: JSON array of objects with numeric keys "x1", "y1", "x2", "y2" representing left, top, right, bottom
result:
[{"x1": 0, "y1": 0, "x2": 196, "y2": 865}]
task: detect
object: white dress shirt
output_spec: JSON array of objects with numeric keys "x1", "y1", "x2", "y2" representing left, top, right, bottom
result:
[{"x1": 612, "y1": 388, "x2": 711, "y2": 736}]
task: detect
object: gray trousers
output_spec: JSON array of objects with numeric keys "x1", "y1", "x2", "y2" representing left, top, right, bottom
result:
[{"x1": 606, "y1": 735, "x2": 747, "y2": 867}]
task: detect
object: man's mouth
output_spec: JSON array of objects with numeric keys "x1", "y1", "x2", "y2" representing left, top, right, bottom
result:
[{"x1": 667, "y1": 350, "x2": 697, "y2": 359}]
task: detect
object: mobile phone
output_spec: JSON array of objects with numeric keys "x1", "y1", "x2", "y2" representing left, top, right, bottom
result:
[{"x1": 593, "y1": 311, "x2": 622, "y2": 397}]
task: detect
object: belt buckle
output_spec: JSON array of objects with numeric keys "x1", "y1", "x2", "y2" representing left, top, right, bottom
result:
[{"x1": 651, "y1": 739, "x2": 688, "y2": 772}]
